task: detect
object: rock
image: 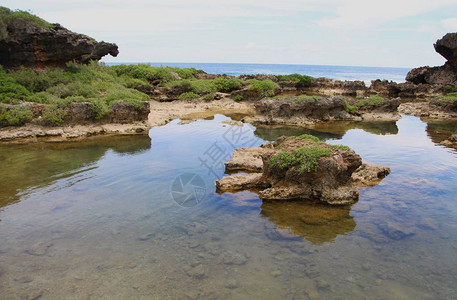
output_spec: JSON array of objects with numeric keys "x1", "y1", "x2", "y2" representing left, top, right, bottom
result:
[
  {"x1": 378, "y1": 221, "x2": 416, "y2": 240},
  {"x1": 417, "y1": 218, "x2": 439, "y2": 230},
  {"x1": 406, "y1": 33, "x2": 457, "y2": 86},
  {"x1": 15, "y1": 276, "x2": 34, "y2": 284},
  {"x1": 315, "y1": 279, "x2": 330, "y2": 290},
  {"x1": 137, "y1": 232, "x2": 155, "y2": 241},
  {"x1": 352, "y1": 162, "x2": 391, "y2": 187},
  {"x1": 222, "y1": 251, "x2": 248, "y2": 265},
  {"x1": 224, "y1": 147, "x2": 272, "y2": 173},
  {"x1": 0, "y1": 10, "x2": 118, "y2": 69},
  {"x1": 440, "y1": 134, "x2": 457, "y2": 148},
  {"x1": 27, "y1": 242, "x2": 52, "y2": 256},
  {"x1": 185, "y1": 264, "x2": 206, "y2": 279},
  {"x1": 271, "y1": 270, "x2": 282, "y2": 277},
  {"x1": 225, "y1": 279, "x2": 239, "y2": 289},
  {"x1": 217, "y1": 136, "x2": 390, "y2": 205}
]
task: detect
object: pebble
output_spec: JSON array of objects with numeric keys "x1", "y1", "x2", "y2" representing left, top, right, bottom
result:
[
  {"x1": 315, "y1": 279, "x2": 330, "y2": 290},
  {"x1": 137, "y1": 232, "x2": 155, "y2": 241},
  {"x1": 271, "y1": 270, "x2": 282, "y2": 277},
  {"x1": 225, "y1": 279, "x2": 239, "y2": 289},
  {"x1": 185, "y1": 264, "x2": 206, "y2": 279},
  {"x1": 15, "y1": 276, "x2": 34, "y2": 284},
  {"x1": 27, "y1": 242, "x2": 52, "y2": 256},
  {"x1": 222, "y1": 251, "x2": 248, "y2": 265}
]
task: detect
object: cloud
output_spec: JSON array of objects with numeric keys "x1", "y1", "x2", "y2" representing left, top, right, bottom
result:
[
  {"x1": 317, "y1": 0, "x2": 457, "y2": 29},
  {"x1": 441, "y1": 18, "x2": 457, "y2": 31}
]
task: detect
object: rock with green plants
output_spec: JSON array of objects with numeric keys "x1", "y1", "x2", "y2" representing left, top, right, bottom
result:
[{"x1": 216, "y1": 134, "x2": 390, "y2": 205}]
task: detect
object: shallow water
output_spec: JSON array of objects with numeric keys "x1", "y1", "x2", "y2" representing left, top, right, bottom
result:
[{"x1": 0, "y1": 115, "x2": 457, "y2": 299}]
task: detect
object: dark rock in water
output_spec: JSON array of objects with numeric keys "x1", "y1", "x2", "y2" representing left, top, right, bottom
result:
[
  {"x1": 0, "y1": 21, "x2": 118, "y2": 69},
  {"x1": 27, "y1": 242, "x2": 52, "y2": 256},
  {"x1": 406, "y1": 32, "x2": 457, "y2": 86},
  {"x1": 378, "y1": 221, "x2": 416, "y2": 240}
]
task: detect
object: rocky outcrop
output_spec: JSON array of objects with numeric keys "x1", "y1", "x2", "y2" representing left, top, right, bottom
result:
[
  {"x1": 0, "y1": 22, "x2": 118, "y2": 69},
  {"x1": 406, "y1": 33, "x2": 457, "y2": 86},
  {"x1": 440, "y1": 134, "x2": 457, "y2": 149},
  {"x1": 216, "y1": 136, "x2": 390, "y2": 205},
  {"x1": 248, "y1": 95, "x2": 400, "y2": 126},
  {"x1": 399, "y1": 100, "x2": 457, "y2": 119}
]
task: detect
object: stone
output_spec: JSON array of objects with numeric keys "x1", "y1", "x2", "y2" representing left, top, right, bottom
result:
[
  {"x1": 185, "y1": 264, "x2": 206, "y2": 279},
  {"x1": 27, "y1": 242, "x2": 52, "y2": 256},
  {"x1": 417, "y1": 218, "x2": 439, "y2": 230},
  {"x1": 378, "y1": 221, "x2": 416, "y2": 240},
  {"x1": 315, "y1": 279, "x2": 330, "y2": 290},
  {"x1": 217, "y1": 135, "x2": 392, "y2": 206},
  {"x1": 271, "y1": 270, "x2": 282, "y2": 277},
  {"x1": 222, "y1": 251, "x2": 248, "y2": 265},
  {"x1": 225, "y1": 279, "x2": 239, "y2": 289},
  {"x1": 0, "y1": 8, "x2": 118, "y2": 69},
  {"x1": 137, "y1": 232, "x2": 155, "y2": 241}
]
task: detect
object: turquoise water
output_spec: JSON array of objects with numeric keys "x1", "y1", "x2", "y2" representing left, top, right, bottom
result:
[
  {"x1": 0, "y1": 115, "x2": 456, "y2": 299},
  {"x1": 107, "y1": 62, "x2": 410, "y2": 84}
]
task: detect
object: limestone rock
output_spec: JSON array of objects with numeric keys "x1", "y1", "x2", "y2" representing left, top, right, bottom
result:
[{"x1": 352, "y1": 162, "x2": 391, "y2": 187}]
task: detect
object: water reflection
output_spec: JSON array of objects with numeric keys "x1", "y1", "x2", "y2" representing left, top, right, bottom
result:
[
  {"x1": 254, "y1": 120, "x2": 398, "y2": 142},
  {"x1": 260, "y1": 201, "x2": 356, "y2": 244},
  {"x1": 426, "y1": 121, "x2": 457, "y2": 150},
  {"x1": 0, "y1": 135, "x2": 151, "y2": 208}
]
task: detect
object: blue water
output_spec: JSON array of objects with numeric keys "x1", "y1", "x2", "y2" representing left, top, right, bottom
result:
[{"x1": 107, "y1": 62, "x2": 410, "y2": 84}]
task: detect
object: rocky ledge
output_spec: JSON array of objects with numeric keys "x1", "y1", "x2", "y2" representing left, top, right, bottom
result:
[
  {"x1": 246, "y1": 95, "x2": 400, "y2": 126},
  {"x1": 0, "y1": 20, "x2": 118, "y2": 69},
  {"x1": 216, "y1": 135, "x2": 390, "y2": 205},
  {"x1": 406, "y1": 33, "x2": 457, "y2": 86}
]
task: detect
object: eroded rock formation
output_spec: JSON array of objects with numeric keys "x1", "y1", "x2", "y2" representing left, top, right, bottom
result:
[
  {"x1": 216, "y1": 135, "x2": 390, "y2": 205},
  {"x1": 406, "y1": 33, "x2": 457, "y2": 86},
  {"x1": 0, "y1": 23, "x2": 119, "y2": 69}
]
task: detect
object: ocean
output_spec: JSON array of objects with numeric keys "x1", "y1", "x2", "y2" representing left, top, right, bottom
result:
[{"x1": 107, "y1": 62, "x2": 411, "y2": 84}]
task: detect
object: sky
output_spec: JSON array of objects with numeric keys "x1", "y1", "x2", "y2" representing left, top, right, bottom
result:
[{"x1": 3, "y1": 0, "x2": 457, "y2": 68}]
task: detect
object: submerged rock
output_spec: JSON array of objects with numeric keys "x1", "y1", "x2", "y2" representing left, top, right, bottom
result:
[{"x1": 216, "y1": 135, "x2": 390, "y2": 205}]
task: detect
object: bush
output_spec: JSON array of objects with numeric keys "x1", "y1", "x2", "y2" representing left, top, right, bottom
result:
[
  {"x1": 41, "y1": 105, "x2": 67, "y2": 125},
  {"x1": 111, "y1": 64, "x2": 202, "y2": 84},
  {"x1": 297, "y1": 134, "x2": 321, "y2": 143},
  {"x1": 233, "y1": 95, "x2": 245, "y2": 101},
  {"x1": 332, "y1": 144, "x2": 351, "y2": 151},
  {"x1": 178, "y1": 92, "x2": 200, "y2": 100},
  {"x1": 248, "y1": 80, "x2": 279, "y2": 98},
  {"x1": 213, "y1": 77, "x2": 243, "y2": 92},
  {"x1": 276, "y1": 73, "x2": 313, "y2": 87},
  {"x1": 356, "y1": 95, "x2": 384, "y2": 107},
  {"x1": 203, "y1": 93, "x2": 215, "y2": 101},
  {"x1": 90, "y1": 99, "x2": 109, "y2": 119},
  {"x1": 344, "y1": 100, "x2": 358, "y2": 113},
  {"x1": 0, "y1": 106, "x2": 33, "y2": 126},
  {"x1": 270, "y1": 146, "x2": 333, "y2": 173},
  {"x1": 289, "y1": 95, "x2": 322, "y2": 103},
  {"x1": 0, "y1": 67, "x2": 30, "y2": 104}
]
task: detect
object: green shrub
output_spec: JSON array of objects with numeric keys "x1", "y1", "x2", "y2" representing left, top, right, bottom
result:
[
  {"x1": 166, "y1": 79, "x2": 217, "y2": 94},
  {"x1": 203, "y1": 93, "x2": 215, "y2": 101},
  {"x1": 41, "y1": 105, "x2": 67, "y2": 125},
  {"x1": 289, "y1": 95, "x2": 322, "y2": 103},
  {"x1": 0, "y1": 67, "x2": 30, "y2": 103},
  {"x1": 0, "y1": 106, "x2": 33, "y2": 126},
  {"x1": 111, "y1": 64, "x2": 202, "y2": 84},
  {"x1": 90, "y1": 99, "x2": 109, "y2": 119},
  {"x1": 270, "y1": 146, "x2": 333, "y2": 173},
  {"x1": 344, "y1": 100, "x2": 358, "y2": 113},
  {"x1": 332, "y1": 144, "x2": 351, "y2": 151},
  {"x1": 276, "y1": 73, "x2": 313, "y2": 87},
  {"x1": 356, "y1": 95, "x2": 384, "y2": 107},
  {"x1": 178, "y1": 92, "x2": 200, "y2": 100},
  {"x1": 233, "y1": 95, "x2": 244, "y2": 101},
  {"x1": 213, "y1": 77, "x2": 243, "y2": 92},
  {"x1": 248, "y1": 80, "x2": 279, "y2": 98},
  {"x1": 444, "y1": 85, "x2": 457, "y2": 93},
  {"x1": 25, "y1": 92, "x2": 56, "y2": 104},
  {"x1": 297, "y1": 134, "x2": 321, "y2": 143}
]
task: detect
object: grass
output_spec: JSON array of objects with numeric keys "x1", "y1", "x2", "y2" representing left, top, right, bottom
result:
[
  {"x1": 248, "y1": 79, "x2": 279, "y2": 98},
  {"x1": 270, "y1": 146, "x2": 333, "y2": 173},
  {"x1": 0, "y1": 105, "x2": 33, "y2": 126},
  {"x1": 178, "y1": 92, "x2": 200, "y2": 100},
  {"x1": 289, "y1": 95, "x2": 322, "y2": 103},
  {"x1": 297, "y1": 134, "x2": 321, "y2": 143},
  {"x1": 356, "y1": 95, "x2": 384, "y2": 108},
  {"x1": 1, "y1": 7, "x2": 52, "y2": 39},
  {"x1": 276, "y1": 73, "x2": 313, "y2": 87}
]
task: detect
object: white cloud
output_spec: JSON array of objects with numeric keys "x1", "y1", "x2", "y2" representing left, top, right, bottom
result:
[{"x1": 441, "y1": 18, "x2": 457, "y2": 31}]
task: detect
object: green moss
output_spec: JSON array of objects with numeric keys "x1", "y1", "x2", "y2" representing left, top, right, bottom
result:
[
  {"x1": 276, "y1": 73, "x2": 313, "y2": 87},
  {"x1": 270, "y1": 146, "x2": 333, "y2": 173},
  {"x1": 0, "y1": 105, "x2": 33, "y2": 127},
  {"x1": 297, "y1": 134, "x2": 321, "y2": 143},
  {"x1": 248, "y1": 79, "x2": 279, "y2": 98},
  {"x1": 213, "y1": 77, "x2": 243, "y2": 92},
  {"x1": 356, "y1": 95, "x2": 384, "y2": 107},
  {"x1": 0, "y1": 7, "x2": 52, "y2": 40},
  {"x1": 178, "y1": 92, "x2": 200, "y2": 100},
  {"x1": 289, "y1": 95, "x2": 322, "y2": 103},
  {"x1": 332, "y1": 144, "x2": 351, "y2": 151}
]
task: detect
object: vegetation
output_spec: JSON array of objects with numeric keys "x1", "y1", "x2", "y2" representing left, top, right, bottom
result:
[
  {"x1": 276, "y1": 73, "x2": 313, "y2": 87},
  {"x1": 289, "y1": 95, "x2": 322, "y2": 103},
  {"x1": 332, "y1": 144, "x2": 351, "y2": 151},
  {"x1": 443, "y1": 85, "x2": 457, "y2": 94},
  {"x1": 248, "y1": 79, "x2": 279, "y2": 98},
  {"x1": 297, "y1": 134, "x2": 321, "y2": 143},
  {"x1": 270, "y1": 146, "x2": 333, "y2": 173},
  {"x1": 344, "y1": 100, "x2": 358, "y2": 113},
  {"x1": 111, "y1": 64, "x2": 203, "y2": 84},
  {"x1": 178, "y1": 92, "x2": 200, "y2": 100},
  {"x1": 233, "y1": 95, "x2": 244, "y2": 101},
  {"x1": 0, "y1": 7, "x2": 52, "y2": 39},
  {"x1": 356, "y1": 95, "x2": 384, "y2": 107},
  {"x1": 0, "y1": 106, "x2": 33, "y2": 126},
  {"x1": 213, "y1": 77, "x2": 243, "y2": 92}
]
